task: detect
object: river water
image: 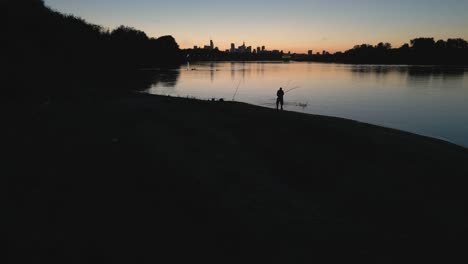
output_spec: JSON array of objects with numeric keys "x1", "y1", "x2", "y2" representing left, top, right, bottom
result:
[{"x1": 147, "y1": 62, "x2": 468, "y2": 147}]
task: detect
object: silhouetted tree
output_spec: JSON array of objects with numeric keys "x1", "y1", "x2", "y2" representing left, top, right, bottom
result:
[
  {"x1": 399, "y1": 43, "x2": 410, "y2": 50},
  {"x1": 111, "y1": 26, "x2": 149, "y2": 42},
  {"x1": 376, "y1": 42, "x2": 392, "y2": 50},
  {"x1": 446, "y1": 38, "x2": 468, "y2": 49},
  {"x1": 296, "y1": 37, "x2": 468, "y2": 65},
  {"x1": 435, "y1": 40, "x2": 447, "y2": 49},
  {"x1": 5, "y1": 0, "x2": 183, "y2": 99},
  {"x1": 410, "y1": 38, "x2": 436, "y2": 50}
]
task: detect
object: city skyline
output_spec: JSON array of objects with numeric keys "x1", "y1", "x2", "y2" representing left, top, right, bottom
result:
[
  {"x1": 43, "y1": 0, "x2": 468, "y2": 53},
  {"x1": 192, "y1": 40, "x2": 287, "y2": 54}
]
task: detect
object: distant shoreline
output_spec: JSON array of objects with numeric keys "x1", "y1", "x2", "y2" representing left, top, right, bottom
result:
[{"x1": 184, "y1": 60, "x2": 468, "y2": 67}]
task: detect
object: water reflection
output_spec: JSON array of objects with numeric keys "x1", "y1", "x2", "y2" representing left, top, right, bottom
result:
[
  {"x1": 407, "y1": 66, "x2": 465, "y2": 77},
  {"x1": 230, "y1": 62, "x2": 235, "y2": 81},
  {"x1": 350, "y1": 65, "x2": 395, "y2": 75},
  {"x1": 143, "y1": 69, "x2": 180, "y2": 88},
  {"x1": 405, "y1": 67, "x2": 465, "y2": 89},
  {"x1": 348, "y1": 65, "x2": 466, "y2": 90},
  {"x1": 350, "y1": 65, "x2": 465, "y2": 78}
]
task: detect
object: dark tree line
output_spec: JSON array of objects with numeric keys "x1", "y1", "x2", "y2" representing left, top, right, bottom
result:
[
  {"x1": 298, "y1": 38, "x2": 468, "y2": 65},
  {"x1": 4, "y1": 0, "x2": 183, "y2": 98}
]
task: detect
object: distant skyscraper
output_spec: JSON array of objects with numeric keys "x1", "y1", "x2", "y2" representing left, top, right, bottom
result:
[
  {"x1": 238, "y1": 42, "x2": 247, "y2": 53},
  {"x1": 210, "y1": 40, "x2": 214, "y2": 49},
  {"x1": 262, "y1": 46, "x2": 265, "y2": 51},
  {"x1": 308, "y1": 50, "x2": 313, "y2": 56},
  {"x1": 257, "y1": 47, "x2": 261, "y2": 53}
]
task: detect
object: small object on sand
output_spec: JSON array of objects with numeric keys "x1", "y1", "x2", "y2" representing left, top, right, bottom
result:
[{"x1": 296, "y1": 102, "x2": 308, "y2": 108}]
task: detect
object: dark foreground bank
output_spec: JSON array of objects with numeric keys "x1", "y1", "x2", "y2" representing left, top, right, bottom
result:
[{"x1": 4, "y1": 93, "x2": 468, "y2": 263}]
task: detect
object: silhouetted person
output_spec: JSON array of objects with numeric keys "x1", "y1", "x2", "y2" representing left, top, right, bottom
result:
[{"x1": 276, "y1": 87, "x2": 284, "y2": 110}]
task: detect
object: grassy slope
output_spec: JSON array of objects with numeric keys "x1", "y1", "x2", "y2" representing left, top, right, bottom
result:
[{"x1": 5, "y1": 93, "x2": 468, "y2": 263}]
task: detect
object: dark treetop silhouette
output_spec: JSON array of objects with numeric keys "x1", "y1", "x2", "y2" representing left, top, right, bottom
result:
[
  {"x1": 295, "y1": 38, "x2": 468, "y2": 65},
  {"x1": 5, "y1": 0, "x2": 183, "y2": 99}
]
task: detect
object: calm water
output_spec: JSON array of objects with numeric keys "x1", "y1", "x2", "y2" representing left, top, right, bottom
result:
[{"x1": 148, "y1": 62, "x2": 468, "y2": 147}]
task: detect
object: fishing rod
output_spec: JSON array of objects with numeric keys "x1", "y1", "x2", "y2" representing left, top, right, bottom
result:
[
  {"x1": 285, "y1": 86, "x2": 301, "y2": 94},
  {"x1": 283, "y1": 79, "x2": 300, "y2": 93},
  {"x1": 231, "y1": 80, "x2": 242, "y2": 101}
]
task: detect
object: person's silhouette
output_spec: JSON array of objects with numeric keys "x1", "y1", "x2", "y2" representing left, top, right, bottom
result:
[{"x1": 276, "y1": 87, "x2": 285, "y2": 110}]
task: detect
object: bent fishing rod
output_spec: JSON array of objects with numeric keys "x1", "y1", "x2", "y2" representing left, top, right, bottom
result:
[{"x1": 285, "y1": 86, "x2": 301, "y2": 93}]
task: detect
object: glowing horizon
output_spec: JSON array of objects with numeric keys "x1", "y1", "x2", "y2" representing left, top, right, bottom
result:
[{"x1": 44, "y1": 0, "x2": 468, "y2": 54}]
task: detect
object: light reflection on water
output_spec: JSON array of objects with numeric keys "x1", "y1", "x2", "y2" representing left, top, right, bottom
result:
[{"x1": 148, "y1": 62, "x2": 468, "y2": 147}]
